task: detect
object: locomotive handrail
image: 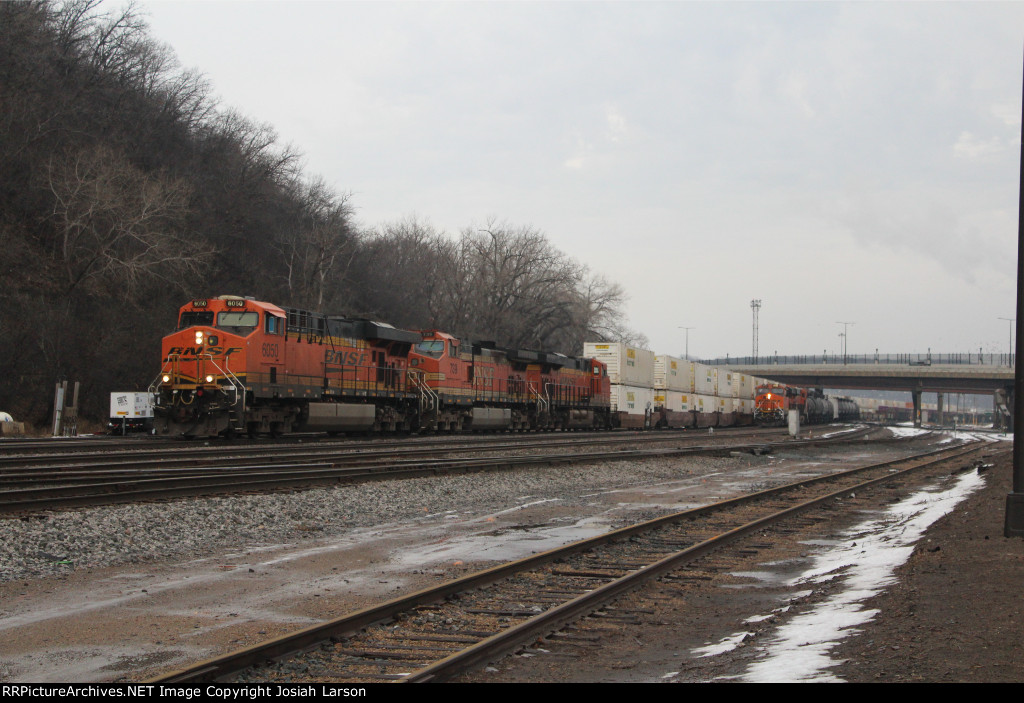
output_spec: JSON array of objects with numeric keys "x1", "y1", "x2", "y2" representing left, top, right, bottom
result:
[
  {"x1": 199, "y1": 353, "x2": 246, "y2": 412},
  {"x1": 148, "y1": 353, "x2": 181, "y2": 394},
  {"x1": 409, "y1": 370, "x2": 439, "y2": 412},
  {"x1": 529, "y1": 382, "x2": 548, "y2": 413}
]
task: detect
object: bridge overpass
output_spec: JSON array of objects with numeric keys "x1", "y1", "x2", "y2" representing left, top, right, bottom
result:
[{"x1": 703, "y1": 352, "x2": 1015, "y2": 426}]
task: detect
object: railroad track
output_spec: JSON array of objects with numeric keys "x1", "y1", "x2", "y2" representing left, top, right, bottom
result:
[
  {"x1": 0, "y1": 427, "x2": 882, "y2": 515},
  {"x1": 150, "y1": 435, "x2": 988, "y2": 684},
  {"x1": 0, "y1": 425, "x2": 784, "y2": 465}
]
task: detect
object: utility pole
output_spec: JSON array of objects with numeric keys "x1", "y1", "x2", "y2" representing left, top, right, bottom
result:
[
  {"x1": 751, "y1": 299, "x2": 761, "y2": 362},
  {"x1": 836, "y1": 321, "x2": 855, "y2": 364},
  {"x1": 678, "y1": 326, "x2": 695, "y2": 360},
  {"x1": 999, "y1": 317, "x2": 1015, "y2": 362},
  {"x1": 1006, "y1": 48, "x2": 1024, "y2": 537}
]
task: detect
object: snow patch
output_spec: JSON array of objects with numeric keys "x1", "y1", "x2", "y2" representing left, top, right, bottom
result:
[{"x1": 739, "y1": 469, "x2": 987, "y2": 682}]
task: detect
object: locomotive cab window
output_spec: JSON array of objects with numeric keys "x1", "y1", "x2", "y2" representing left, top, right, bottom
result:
[
  {"x1": 415, "y1": 341, "x2": 444, "y2": 358},
  {"x1": 216, "y1": 311, "x2": 259, "y2": 335},
  {"x1": 178, "y1": 311, "x2": 214, "y2": 329},
  {"x1": 265, "y1": 314, "x2": 283, "y2": 335}
]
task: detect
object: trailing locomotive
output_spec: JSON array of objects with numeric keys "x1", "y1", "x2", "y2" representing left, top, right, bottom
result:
[
  {"x1": 754, "y1": 383, "x2": 860, "y2": 426},
  {"x1": 150, "y1": 296, "x2": 611, "y2": 437}
]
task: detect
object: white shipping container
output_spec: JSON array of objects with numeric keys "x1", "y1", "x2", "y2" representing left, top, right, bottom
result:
[
  {"x1": 109, "y1": 392, "x2": 154, "y2": 418},
  {"x1": 731, "y1": 373, "x2": 754, "y2": 400},
  {"x1": 693, "y1": 363, "x2": 716, "y2": 395},
  {"x1": 737, "y1": 398, "x2": 753, "y2": 414},
  {"x1": 716, "y1": 396, "x2": 735, "y2": 413},
  {"x1": 693, "y1": 394, "x2": 717, "y2": 413},
  {"x1": 718, "y1": 369, "x2": 733, "y2": 397},
  {"x1": 611, "y1": 384, "x2": 655, "y2": 415},
  {"x1": 584, "y1": 343, "x2": 655, "y2": 387},
  {"x1": 654, "y1": 390, "x2": 691, "y2": 412},
  {"x1": 653, "y1": 355, "x2": 694, "y2": 392}
]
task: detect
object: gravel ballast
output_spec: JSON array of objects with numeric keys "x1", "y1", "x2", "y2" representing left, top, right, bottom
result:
[{"x1": 1, "y1": 454, "x2": 767, "y2": 582}]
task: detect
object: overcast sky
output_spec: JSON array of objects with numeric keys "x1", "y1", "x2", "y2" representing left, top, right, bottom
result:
[{"x1": 115, "y1": 0, "x2": 1023, "y2": 360}]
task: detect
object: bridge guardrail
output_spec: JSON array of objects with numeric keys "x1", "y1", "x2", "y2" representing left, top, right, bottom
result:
[{"x1": 701, "y1": 352, "x2": 1015, "y2": 367}]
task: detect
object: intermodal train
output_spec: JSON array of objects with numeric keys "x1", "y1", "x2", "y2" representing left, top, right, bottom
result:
[
  {"x1": 753, "y1": 383, "x2": 860, "y2": 426},
  {"x1": 150, "y1": 296, "x2": 612, "y2": 438}
]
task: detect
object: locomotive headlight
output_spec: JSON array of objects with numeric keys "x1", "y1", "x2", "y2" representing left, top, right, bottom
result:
[
  {"x1": 205, "y1": 375, "x2": 214, "y2": 383},
  {"x1": 162, "y1": 374, "x2": 170, "y2": 383},
  {"x1": 195, "y1": 331, "x2": 204, "y2": 345},
  {"x1": 766, "y1": 393, "x2": 772, "y2": 399}
]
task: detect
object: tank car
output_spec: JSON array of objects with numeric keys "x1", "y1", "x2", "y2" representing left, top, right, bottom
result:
[{"x1": 754, "y1": 383, "x2": 861, "y2": 426}]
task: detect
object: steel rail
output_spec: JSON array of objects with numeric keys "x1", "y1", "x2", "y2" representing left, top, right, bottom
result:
[
  {"x1": 0, "y1": 429, "x2": 878, "y2": 515},
  {"x1": 149, "y1": 437, "x2": 989, "y2": 684},
  {"x1": 0, "y1": 425, "x2": 792, "y2": 471},
  {"x1": 0, "y1": 426, "x2": 877, "y2": 486}
]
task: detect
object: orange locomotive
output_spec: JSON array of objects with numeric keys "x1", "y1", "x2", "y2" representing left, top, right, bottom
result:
[
  {"x1": 754, "y1": 383, "x2": 858, "y2": 426},
  {"x1": 410, "y1": 330, "x2": 612, "y2": 432},
  {"x1": 151, "y1": 296, "x2": 612, "y2": 437},
  {"x1": 753, "y1": 383, "x2": 801, "y2": 425}
]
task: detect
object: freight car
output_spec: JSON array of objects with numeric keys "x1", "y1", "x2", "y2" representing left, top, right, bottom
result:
[
  {"x1": 150, "y1": 296, "x2": 611, "y2": 437},
  {"x1": 754, "y1": 383, "x2": 860, "y2": 426},
  {"x1": 585, "y1": 345, "x2": 759, "y2": 430}
]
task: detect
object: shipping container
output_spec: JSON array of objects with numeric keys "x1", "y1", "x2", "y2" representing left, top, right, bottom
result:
[
  {"x1": 692, "y1": 394, "x2": 717, "y2": 413},
  {"x1": 611, "y1": 384, "x2": 655, "y2": 415},
  {"x1": 654, "y1": 390, "x2": 691, "y2": 412},
  {"x1": 584, "y1": 343, "x2": 655, "y2": 387},
  {"x1": 694, "y1": 363, "x2": 717, "y2": 395},
  {"x1": 653, "y1": 355, "x2": 694, "y2": 392},
  {"x1": 731, "y1": 373, "x2": 754, "y2": 400},
  {"x1": 718, "y1": 369, "x2": 732, "y2": 396}
]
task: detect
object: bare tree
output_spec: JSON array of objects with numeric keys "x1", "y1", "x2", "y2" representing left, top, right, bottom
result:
[
  {"x1": 45, "y1": 144, "x2": 212, "y2": 300},
  {"x1": 276, "y1": 176, "x2": 356, "y2": 310},
  {"x1": 349, "y1": 215, "x2": 446, "y2": 326}
]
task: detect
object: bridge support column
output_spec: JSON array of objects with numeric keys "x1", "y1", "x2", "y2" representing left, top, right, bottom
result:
[
  {"x1": 937, "y1": 392, "x2": 944, "y2": 427},
  {"x1": 995, "y1": 388, "x2": 1012, "y2": 431},
  {"x1": 912, "y1": 390, "x2": 922, "y2": 428}
]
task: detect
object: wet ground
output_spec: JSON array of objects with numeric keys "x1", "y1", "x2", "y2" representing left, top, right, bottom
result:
[
  {"x1": 458, "y1": 433, "x2": 1020, "y2": 683},
  {"x1": 0, "y1": 429, "x2": 1003, "y2": 682}
]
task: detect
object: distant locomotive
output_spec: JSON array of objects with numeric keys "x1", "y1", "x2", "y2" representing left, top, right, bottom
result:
[
  {"x1": 754, "y1": 383, "x2": 860, "y2": 426},
  {"x1": 150, "y1": 296, "x2": 611, "y2": 437}
]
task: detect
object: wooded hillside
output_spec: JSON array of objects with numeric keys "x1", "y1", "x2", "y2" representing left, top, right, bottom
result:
[{"x1": 0, "y1": 0, "x2": 642, "y2": 426}]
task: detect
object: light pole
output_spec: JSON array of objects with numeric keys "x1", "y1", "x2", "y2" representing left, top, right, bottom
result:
[
  {"x1": 836, "y1": 321, "x2": 855, "y2": 364},
  {"x1": 751, "y1": 300, "x2": 761, "y2": 362},
  {"x1": 999, "y1": 317, "x2": 1015, "y2": 361},
  {"x1": 678, "y1": 326, "x2": 695, "y2": 360}
]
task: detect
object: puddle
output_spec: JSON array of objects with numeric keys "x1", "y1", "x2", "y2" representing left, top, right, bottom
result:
[{"x1": 392, "y1": 516, "x2": 611, "y2": 565}]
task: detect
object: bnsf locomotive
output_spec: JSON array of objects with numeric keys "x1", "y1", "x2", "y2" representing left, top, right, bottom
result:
[
  {"x1": 150, "y1": 296, "x2": 612, "y2": 438},
  {"x1": 754, "y1": 383, "x2": 859, "y2": 426}
]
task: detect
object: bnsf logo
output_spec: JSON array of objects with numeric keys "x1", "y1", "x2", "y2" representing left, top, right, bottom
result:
[
  {"x1": 325, "y1": 350, "x2": 369, "y2": 366},
  {"x1": 165, "y1": 346, "x2": 241, "y2": 360}
]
